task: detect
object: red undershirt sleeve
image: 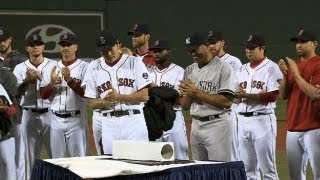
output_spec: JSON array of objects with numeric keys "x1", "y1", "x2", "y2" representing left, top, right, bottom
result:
[
  {"x1": 259, "y1": 90, "x2": 279, "y2": 102},
  {"x1": 68, "y1": 79, "x2": 85, "y2": 97},
  {"x1": 40, "y1": 85, "x2": 55, "y2": 99}
]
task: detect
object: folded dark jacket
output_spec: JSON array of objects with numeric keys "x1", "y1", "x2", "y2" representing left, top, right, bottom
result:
[{"x1": 143, "y1": 86, "x2": 179, "y2": 141}]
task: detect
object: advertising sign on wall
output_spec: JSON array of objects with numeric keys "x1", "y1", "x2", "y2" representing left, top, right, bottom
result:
[{"x1": 0, "y1": 11, "x2": 104, "y2": 59}]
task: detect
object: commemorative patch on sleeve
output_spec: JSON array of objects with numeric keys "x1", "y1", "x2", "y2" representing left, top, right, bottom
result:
[
  {"x1": 142, "y1": 73, "x2": 149, "y2": 79},
  {"x1": 277, "y1": 78, "x2": 282, "y2": 84}
]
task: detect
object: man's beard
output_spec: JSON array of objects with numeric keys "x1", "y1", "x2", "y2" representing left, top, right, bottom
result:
[{"x1": 0, "y1": 45, "x2": 9, "y2": 54}]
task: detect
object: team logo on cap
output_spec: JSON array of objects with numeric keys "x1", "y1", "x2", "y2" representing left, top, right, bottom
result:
[
  {"x1": 298, "y1": 29, "x2": 304, "y2": 36},
  {"x1": 62, "y1": 33, "x2": 68, "y2": 40},
  {"x1": 185, "y1": 37, "x2": 190, "y2": 44},
  {"x1": 247, "y1": 35, "x2": 253, "y2": 42},
  {"x1": 33, "y1": 35, "x2": 39, "y2": 41},
  {"x1": 208, "y1": 30, "x2": 213, "y2": 37},
  {"x1": 0, "y1": 30, "x2": 3, "y2": 36},
  {"x1": 133, "y1": 24, "x2": 138, "y2": 31},
  {"x1": 99, "y1": 37, "x2": 106, "y2": 45},
  {"x1": 142, "y1": 72, "x2": 149, "y2": 79}
]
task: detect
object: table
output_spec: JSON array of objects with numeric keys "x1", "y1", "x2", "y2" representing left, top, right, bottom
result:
[{"x1": 31, "y1": 156, "x2": 246, "y2": 180}]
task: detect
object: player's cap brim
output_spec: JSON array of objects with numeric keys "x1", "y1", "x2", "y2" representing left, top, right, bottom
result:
[{"x1": 96, "y1": 45, "x2": 113, "y2": 51}]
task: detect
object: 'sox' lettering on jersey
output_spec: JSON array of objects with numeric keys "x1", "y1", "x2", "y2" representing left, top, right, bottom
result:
[
  {"x1": 160, "y1": 82, "x2": 174, "y2": 89},
  {"x1": 252, "y1": 80, "x2": 265, "y2": 90},
  {"x1": 240, "y1": 80, "x2": 265, "y2": 90},
  {"x1": 97, "y1": 81, "x2": 112, "y2": 94},
  {"x1": 199, "y1": 81, "x2": 218, "y2": 92},
  {"x1": 118, "y1": 78, "x2": 135, "y2": 87}
]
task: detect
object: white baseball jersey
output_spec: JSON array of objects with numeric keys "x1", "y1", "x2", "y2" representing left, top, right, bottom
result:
[
  {"x1": 236, "y1": 58, "x2": 283, "y2": 113},
  {"x1": 184, "y1": 57, "x2": 236, "y2": 116},
  {"x1": 84, "y1": 54, "x2": 151, "y2": 111},
  {"x1": 13, "y1": 58, "x2": 56, "y2": 108},
  {"x1": 148, "y1": 63, "x2": 184, "y2": 110},
  {"x1": 41, "y1": 59, "x2": 88, "y2": 111},
  {"x1": 219, "y1": 53, "x2": 242, "y2": 72}
]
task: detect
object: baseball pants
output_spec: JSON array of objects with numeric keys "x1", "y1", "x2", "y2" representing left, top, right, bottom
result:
[
  {"x1": 0, "y1": 137, "x2": 16, "y2": 180},
  {"x1": 92, "y1": 111, "x2": 103, "y2": 155},
  {"x1": 156, "y1": 110, "x2": 189, "y2": 160},
  {"x1": 22, "y1": 109, "x2": 52, "y2": 179},
  {"x1": 190, "y1": 113, "x2": 233, "y2": 161},
  {"x1": 101, "y1": 112, "x2": 149, "y2": 155},
  {"x1": 11, "y1": 122, "x2": 26, "y2": 180},
  {"x1": 286, "y1": 129, "x2": 320, "y2": 180},
  {"x1": 48, "y1": 111, "x2": 87, "y2": 158},
  {"x1": 238, "y1": 114, "x2": 278, "y2": 180}
]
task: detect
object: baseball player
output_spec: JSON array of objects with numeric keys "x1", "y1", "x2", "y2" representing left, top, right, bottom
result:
[
  {"x1": 207, "y1": 30, "x2": 242, "y2": 161},
  {"x1": 0, "y1": 84, "x2": 17, "y2": 180},
  {"x1": 0, "y1": 26, "x2": 28, "y2": 180},
  {"x1": 148, "y1": 40, "x2": 189, "y2": 160},
  {"x1": 82, "y1": 47, "x2": 134, "y2": 156},
  {"x1": 84, "y1": 30, "x2": 151, "y2": 155},
  {"x1": 179, "y1": 32, "x2": 235, "y2": 161},
  {"x1": 82, "y1": 58, "x2": 103, "y2": 155},
  {"x1": 278, "y1": 29, "x2": 320, "y2": 180},
  {"x1": 236, "y1": 34, "x2": 281, "y2": 179},
  {"x1": 128, "y1": 23, "x2": 155, "y2": 67},
  {"x1": 40, "y1": 33, "x2": 88, "y2": 158},
  {"x1": 13, "y1": 34, "x2": 56, "y2": 179}
]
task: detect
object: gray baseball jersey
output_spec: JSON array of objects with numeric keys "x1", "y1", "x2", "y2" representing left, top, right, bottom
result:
[{"x1": 183, "y1": 57, "x2": 236, "y2": 116}]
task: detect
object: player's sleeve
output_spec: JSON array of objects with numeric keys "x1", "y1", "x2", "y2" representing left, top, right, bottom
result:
[
  {"x1": 13, "y1": 64, "x2": 25, "y2": 85},
  {"x1": 84, "y1": 62, "x2": 99, "y2": 99},
  {"x1": 219, "y1": 63, "x2": 236, "y2": 96},
  {"x1": 267, "y1": 63, "x2": 284, "y2": 92},
  {"x1": 134, "y1": 58, "x2": 152, "y2": 90},
  {"x1": 310, "y1": 62, "x2": 320, "y2": 86},
  {"x1": 174, "y1": 67, "x2": 184, "y2": 91},
  {"x1": 183, "y1": 65, "x2": 193, "y2": 81},
  {"x1": 82, "y1": 60, "x2": 96, "y2": 87}
]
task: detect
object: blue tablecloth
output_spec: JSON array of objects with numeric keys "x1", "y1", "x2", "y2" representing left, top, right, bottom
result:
[{"x1": 31, "y1": 159, "x2": 246, "y2": 180}]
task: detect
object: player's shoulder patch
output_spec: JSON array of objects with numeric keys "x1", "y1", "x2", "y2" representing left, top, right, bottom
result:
[
  {"x1": 277, "y1": 78, "x2": 282, "y2": 84},
  {"x1": 142, "y1": 72, "x2": 149, "y2": 79}
]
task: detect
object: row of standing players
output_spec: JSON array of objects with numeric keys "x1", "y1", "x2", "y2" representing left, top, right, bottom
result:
[{"x1": 0, "y1": 23, "x2": 319, "y2": 180}]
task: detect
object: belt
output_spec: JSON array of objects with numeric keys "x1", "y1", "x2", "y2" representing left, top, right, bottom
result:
[
  {"x1": 53, "y1": 110, "x2": 81, "y2": 118},
  {"x1": 239, "y1": 112, "x2": 269, "y2": 117},
  {"x1": 23, "y1": 107, "x2": 49, "y2": 114},
  {"x1": 102, "y1": 110, "x2": 140, "y2": 117},
  {"x1": 193, "y1": 114, "x2": 221, "y2": 122}
]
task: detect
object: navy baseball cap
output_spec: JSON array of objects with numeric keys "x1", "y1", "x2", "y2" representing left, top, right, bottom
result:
[
  {"x1": 26, "y1": 34, "x2": 44, "y2": 46},
  {"x1": 290, "y1": 29, "x2": 317, "y2": 42},
  {"x1": 96, "y1": 30, "x2": 118, "y2": 51},
  {"x1": 127, "y1": 24, "x2": 150, "y2": 36},
  {"x1": 0, "y1": 27, "x2": 11, "y2": 42},
  {"x1": 58, "y1": 33, "x2": 77, "y2": 45},
  {"x1": 242, "y1": 34, "x2": 266, "y2": 48},
  {"x1": 207, "y1": 30, "x2": 223, "y2": 43},
  {"x1": 185, "y1": 32, "x2": 209, "y2": 52},
  {"x1": 149, "y1": 40, "x2": 170, "y2": 50}
]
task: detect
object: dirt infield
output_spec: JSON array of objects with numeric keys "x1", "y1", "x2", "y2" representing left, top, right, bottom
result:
[{"x1": 87, "y1": 120, "x2": 287, "y2": 154}]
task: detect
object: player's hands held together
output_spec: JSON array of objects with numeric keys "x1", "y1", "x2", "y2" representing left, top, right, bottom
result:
[
  {"x1": 278, "y1": 57, "x2": 300, "y2": 78},
  {"x1": 179, "y1": 79, "x2": 199, "y2": 97},
  {"x1": 235, "y1": 88, "x2": 247, "y2": 99},
  {"x1": 50, "y1": 66, "x2": 60, "y2": 85},
  {"x1": 103, "y1": 86, "x2": 119, "y2": 102},
  {"x1": 61, "y1": 67, "x2": 72, "y2": 83},
  {"x1": 26, "y1": 68, "x2": 42, "y2": 82}
]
